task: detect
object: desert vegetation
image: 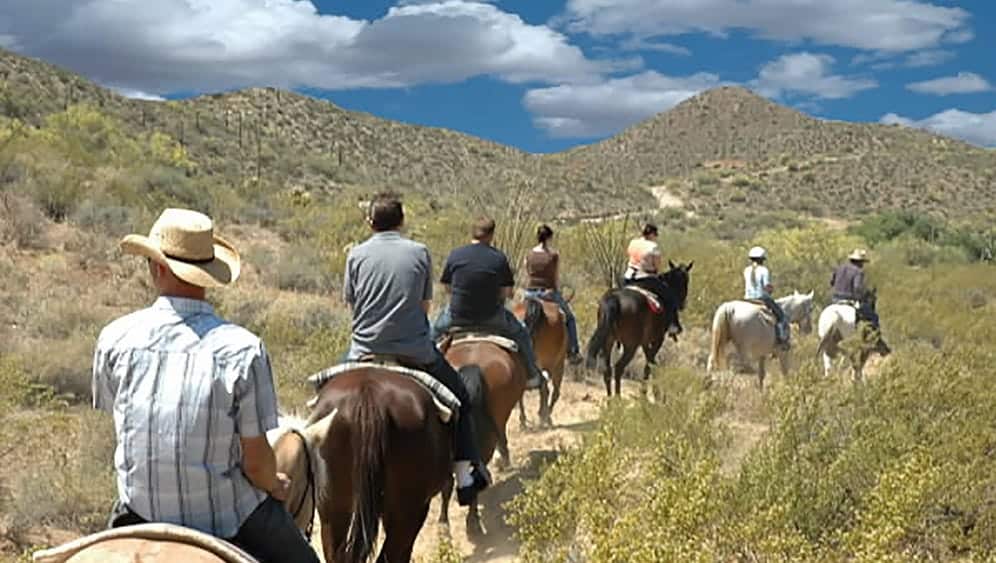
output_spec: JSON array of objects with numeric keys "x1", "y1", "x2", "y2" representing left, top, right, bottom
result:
[{"x1": 2, "y1": 48, "x2": 996, "y2": 562}]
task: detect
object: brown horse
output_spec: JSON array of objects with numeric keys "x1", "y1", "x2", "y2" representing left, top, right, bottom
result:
[
  {"x1": 585, "y1": 261, "x2": 693, "y2": 396},
  {"x1": 512, "y1": 296, "x2": 567, "y2": 428},
  {"x1": 438, "y1": 339, "x2": 528, "y2": 537},
  {"x1": 305, "y1": 368, "x2": 454, "y2": 563}
]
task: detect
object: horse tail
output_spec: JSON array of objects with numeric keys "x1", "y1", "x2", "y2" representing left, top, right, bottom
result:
[
  {"x1": 708, "y1": 304, "x2": 731, "y2": 372},
  {"x1": 585, "y1": 292, "x2": 621, "y2": 369},
  {"x1": 523, "y1": 297, "x2": 545, "y2": 337},
  {"x1": 458, "y1": 364, "x2": 497, "y2": 448},
  {"x1": 341, "y1": 384, "x2": 386, "y2": 563}
]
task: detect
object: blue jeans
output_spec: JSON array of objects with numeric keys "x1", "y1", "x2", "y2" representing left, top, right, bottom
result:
[
  {"x1": 523, "y1": 289, "x2": 580, "y2": 356},
  {"x1": 432, "y1": 305, "x2": 544, "y2": 382},
  {"x1": 833, "y1": 296, "x2": 881, "y2": 329},
  {"x1": 758, "y1": 294, "x2": 790, "y2": 343}
]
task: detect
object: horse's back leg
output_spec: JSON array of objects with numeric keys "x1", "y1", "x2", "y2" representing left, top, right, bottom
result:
[
  {"x1": 642, "y1": 340, "x2": 663, "y2": 381},
  {"x1": 547, "y1": 364, "x2": 563, "y2": 424},
  {"x1": 757, "y1": 356, "x2": 767, "y2": 390},
  {"x1": 438, "y1": 473, "x2": 454, "y2": 526},
  {"x1": 379, "y1": 501, "x2": 431, "y2": 563},
  {"x1": 614, "y1": 345, "x2": 638, "y2": 396},
  {"x1": 517, "y1": 397, "x2": 528, "y2": 430}
]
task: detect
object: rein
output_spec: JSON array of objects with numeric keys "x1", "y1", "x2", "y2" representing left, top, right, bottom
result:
[{"x1": 287, "y1": 428, "x2": 317, "y2": 541}]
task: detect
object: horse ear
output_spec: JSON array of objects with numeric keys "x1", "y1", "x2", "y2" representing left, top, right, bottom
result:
[
  {"x1": 685, "y1": 261, "x2": 694, "y2": 271},
  {"x1": 807, "y1": 290, "x2": 814, "y2": 299},
  {"x1": 669, "y1": 259, "x2": 677, "y2": 270}
]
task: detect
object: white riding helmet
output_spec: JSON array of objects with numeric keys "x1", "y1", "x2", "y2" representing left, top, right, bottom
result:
[{"x1": 748, "y1": 246, "x2": 767, "y2": 259}]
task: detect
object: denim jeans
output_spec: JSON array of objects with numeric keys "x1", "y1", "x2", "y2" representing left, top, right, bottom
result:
[
  {"x1": 108, "y1": 496, "x2": 319, "y2": 563},
  {"x1": 417, "y1": 349, "x2": 482, "y2": 465},
  {"x1": 432, "y1": 305, "x2": 544, "y2": 382},
  {"x1": 523, "y1": 289, "x2": 580, "y2": 355},
  {"x1": 833, "y1": 296, "x2": 881, "y2": 329},
  {"x1": 758, "y1": 294, "x2": 790, "y2": 342}
]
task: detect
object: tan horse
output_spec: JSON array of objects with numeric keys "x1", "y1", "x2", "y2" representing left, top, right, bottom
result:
[
  {"x1": 512, "y1": 296, "x2": 567, "y2": 428},
  {"x1": 33, "y1": 415, "x2": 331, "y2": 563},
  {"x1": 438, "y1": 339, "x2": 528, "y2": 538}
]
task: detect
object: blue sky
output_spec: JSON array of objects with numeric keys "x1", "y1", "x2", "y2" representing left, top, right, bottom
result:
[{"x1": 1, "y1": 0, "x2": 993, "y2": 152}]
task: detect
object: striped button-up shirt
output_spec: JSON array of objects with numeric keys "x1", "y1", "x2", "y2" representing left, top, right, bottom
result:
[{"x1": 92, "y1": 296, "x2": 279, "y2": 538}]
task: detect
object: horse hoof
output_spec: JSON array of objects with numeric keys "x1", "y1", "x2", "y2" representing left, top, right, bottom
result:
[{"x1": 466, "y1": 519, "x2": 485, "y2": 540}]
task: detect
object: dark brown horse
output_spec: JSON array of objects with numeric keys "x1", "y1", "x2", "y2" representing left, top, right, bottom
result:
[
  {"x1": 585, "y1": 261, "x2": 693, "y2": 396},
  {"x1": 438, "y1": 339, "x2": 528, "y2": 537},
  {"x1": 303, "y1": 368, "x2": 454, "y2": 563},
  {"x1": 512, "y1": 296, "x2": 567, "y2": 428}
]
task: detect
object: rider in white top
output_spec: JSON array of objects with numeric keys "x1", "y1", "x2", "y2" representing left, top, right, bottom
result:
[{"x1": 743, "y1": 246, "x2": 790, "y2": 349}]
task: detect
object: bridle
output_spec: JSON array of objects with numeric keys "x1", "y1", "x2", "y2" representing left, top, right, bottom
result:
[{"x1": 286, "y1": 428, "x2": 317, "y2": 541}]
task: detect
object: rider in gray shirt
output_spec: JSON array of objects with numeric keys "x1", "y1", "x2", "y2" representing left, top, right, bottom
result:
[{"x1": 342, "y1": 194, "x2": 490, "y2": 505}]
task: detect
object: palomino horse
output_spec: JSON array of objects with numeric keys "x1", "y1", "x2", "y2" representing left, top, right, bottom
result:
[
  {"x1": 32, "y1": 417, "x2": 326, "y2": 563},
  {"x1": 707, "y1": 291, "x2": 815, "y2": 389},
  {"x1": 306, "y1": 368, "x2": 454, "y2": 563},
  {"x1": 439, "y1": 338, "x2": 528, "y2": 537},
  {"x1": 512, "y1": 296, "x2": 567, "y2": 428},
  {"x1": 585, "y1": 261, "x2": 693, "y2": 397},
  {"x1": 817, "y1": 290, "x2": 891, "y2": 382}
]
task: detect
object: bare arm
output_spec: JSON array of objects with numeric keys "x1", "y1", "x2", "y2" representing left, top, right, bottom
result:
[{"x1": 240, "y1": 435, "x2": 287, "y2": 499}]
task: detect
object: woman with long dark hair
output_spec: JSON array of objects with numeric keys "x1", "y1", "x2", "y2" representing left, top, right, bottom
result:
[{"x1": 523, "y1": 224, "x2": 582, "y2": 364}]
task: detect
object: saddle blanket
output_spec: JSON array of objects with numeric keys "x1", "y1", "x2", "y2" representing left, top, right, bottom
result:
[
  {"x1": 622, "y1": 285, "x2": 663, "y2": 314},
  {"x1": 306, "y1": 362, "x2": 460, "y2": 423},
  {"x1": 32, "y1": 523, "x2": 258, "y2": 563},
  {"x1": 448, "y1": 333, "x2": 518, "y2": 352},
  {"x1": 737, "y1": 299, "x2": 776, "y2": 323}
]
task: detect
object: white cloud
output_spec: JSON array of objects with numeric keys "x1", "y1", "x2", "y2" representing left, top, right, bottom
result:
[
  {"x1": 903, "y1": 50, "x2": 956, "y2": 68},
  {"x1": 112, "y1": 88, "x2": 167, "y2": 101},
  {"x1": 0, "y1": 0, "x2": 614, "y2": 95},
  {"x1": 618, "y1": 37, "x2": 691, "y2": 56},
  {"x1": 563, "y1": 0, "x2": 971, "y2": 52},
  {"x1": 906, "y1": 72, "x2": 992, "y2": 95},
  {"x1": 881, "y1": 109, "x2": 996, "y2": 146},
  {"x1": 523, "y1": 71, "x2": 722, "y2": 137},
  {"x1": 751, "y1": 53, "x2": 877, "y2": 100}
]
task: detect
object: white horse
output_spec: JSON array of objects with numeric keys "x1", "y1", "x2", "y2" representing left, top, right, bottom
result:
[
  {"x1": 707, "y1": 291, "x2": 814, "y2": 389},
  {"x1": 817, "y1": 293, "x2": 890, "y2": 381}
]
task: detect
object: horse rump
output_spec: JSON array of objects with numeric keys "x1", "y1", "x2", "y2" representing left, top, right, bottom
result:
[
  {"x1": 522, "y1": 297, "x2": 545, "y2": 337},
  {"x1": 585, "y1": 291, "x2": 621, "y2": 369},
  {"x1": 341, "y1": 384, "x2": 387, "y2": 563}
]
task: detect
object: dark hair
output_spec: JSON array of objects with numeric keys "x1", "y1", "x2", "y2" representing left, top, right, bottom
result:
[
  {"x1": 642, "y1": 223, "x2": 659, "y2": 237},
  {"x1": 368, "y1": 192, "x2": 404, "y2": 231},
  {"x1": 537, "y1": 224, "x2": 554, "y2": 244},
  {"x1": 472, "y1": 217, "x2": 496, "y2": 240}
]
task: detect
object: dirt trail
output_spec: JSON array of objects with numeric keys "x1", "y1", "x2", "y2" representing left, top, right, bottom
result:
[{"x1": 307, "y1": 375, "x2": 620, "y2": 562}]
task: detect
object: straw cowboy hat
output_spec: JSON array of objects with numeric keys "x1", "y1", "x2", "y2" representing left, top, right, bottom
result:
[
  {"x1": 848, "y1": 249, "x2": 870, "y2": 262},
  {"x1": 120, "y1": 208, "x2": 241, "y2": 288}
]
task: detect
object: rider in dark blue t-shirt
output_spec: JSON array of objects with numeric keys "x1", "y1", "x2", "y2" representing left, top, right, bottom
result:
[{"x1": 432, "y1": 217, "x2": 547, "y2": 390}]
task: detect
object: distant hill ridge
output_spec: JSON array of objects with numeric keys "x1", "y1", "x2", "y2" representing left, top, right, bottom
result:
[{"x1": 2, "y1": 48, "x2": 994, "y2": 220}]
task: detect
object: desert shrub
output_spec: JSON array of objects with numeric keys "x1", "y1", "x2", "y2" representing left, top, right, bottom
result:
[
  {"x1": 0, "y1": 193, "x2": 48, "y2": 249},
  {"x1": 509, "y1": 369, "x2": 727, "y2": 562},
  {"x1": 731, "y1": 174, "x2": 753, "y2": 187},
  {"x1": 5, "y1": 409, "x2": 115, "y2": 536},
  {"x1": 271, "y1": 242, "x2": 336, "y2": 293}
]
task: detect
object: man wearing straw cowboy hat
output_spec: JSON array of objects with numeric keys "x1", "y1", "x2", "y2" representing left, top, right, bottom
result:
[
  {"x1": 831, "y1": 248, "x2": 880, "y2": 329},
  {"x1": 91, "y1": 208, "x2": 319, "y2": 563}
]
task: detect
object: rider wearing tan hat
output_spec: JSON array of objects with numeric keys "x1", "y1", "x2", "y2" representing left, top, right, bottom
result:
[
  {"x1": 831, "y1": 248, "x2": 880, "y2": 328},
  {"x1": 94, "y1": 208, "x2": 319, "y2": 563}
]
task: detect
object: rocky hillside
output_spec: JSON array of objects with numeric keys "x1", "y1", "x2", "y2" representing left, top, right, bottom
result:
[
  {"x1": 551, "y1": 86, "x2": 996, "y2": 221},
  {"x1": 2, "y1": 49, "x2": 994, "y2": 221}
]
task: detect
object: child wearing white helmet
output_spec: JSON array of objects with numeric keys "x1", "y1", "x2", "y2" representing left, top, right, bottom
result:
[{"x1": 744, "y1": 246, "x2": 790, "y2": 349}]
